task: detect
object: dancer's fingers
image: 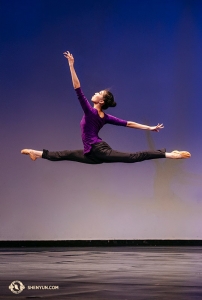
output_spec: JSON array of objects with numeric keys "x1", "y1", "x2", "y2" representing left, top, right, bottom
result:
[{"x1": 63, "y1": 51, "x2": 71, "y2": 56}]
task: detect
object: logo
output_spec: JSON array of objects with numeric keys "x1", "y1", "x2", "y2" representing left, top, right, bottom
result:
[{"x1": 9, "y1": 281, "x2": 25, "y2": 294}]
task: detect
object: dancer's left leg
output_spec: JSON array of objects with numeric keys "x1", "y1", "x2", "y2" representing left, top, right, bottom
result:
[
  {"x1": 91, "y1": 142, "x2": 191, "y2": 163},
  {"x1": 91, "y1": 142, "x2": 166, "y2": 163}
]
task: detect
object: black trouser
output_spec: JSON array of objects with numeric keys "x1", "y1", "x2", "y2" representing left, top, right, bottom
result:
[{"x1": 42, "y1": 141, "x2": 166, "y2": 164}]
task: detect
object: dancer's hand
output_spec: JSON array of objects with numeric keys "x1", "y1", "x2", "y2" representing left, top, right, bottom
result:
[
  {"x1": 63, "y1": 51, "x2": 74, "y2": 66},
  {"x1": 150, "y1": 123, "x2": 164, "y2": 132}
]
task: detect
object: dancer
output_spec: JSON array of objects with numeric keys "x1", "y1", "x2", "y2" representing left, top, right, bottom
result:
[{"x1": 21, "y1": 51, "x2": 191, "y2": 164}]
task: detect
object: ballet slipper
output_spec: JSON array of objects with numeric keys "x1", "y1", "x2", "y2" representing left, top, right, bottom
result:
[
  {"x1": 172, "y1": 150, "x2": 191, "y2": 159},
  {"x1": 21, "y1": 149, "x2": 37, "y2": 161}
]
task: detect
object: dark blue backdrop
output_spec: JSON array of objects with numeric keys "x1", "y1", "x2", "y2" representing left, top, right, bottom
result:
[{"x1": 1, "y1": 0, "x2": 202, "y2": 240}]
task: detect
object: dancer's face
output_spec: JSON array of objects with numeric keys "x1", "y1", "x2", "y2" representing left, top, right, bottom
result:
[{"x1": 91, "y1": 90, "x2": 105, "y2": 105}]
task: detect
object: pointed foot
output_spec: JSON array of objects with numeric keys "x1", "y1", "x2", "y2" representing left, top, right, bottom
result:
[
  {"x1": 172, "y1": 150, "x2": 191, "y2": 159},
  {"x1": 21, "y1": 149, "x2": 37, "y2": 161}
]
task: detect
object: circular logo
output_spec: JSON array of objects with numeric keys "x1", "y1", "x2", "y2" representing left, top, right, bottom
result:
[{"x1": 9, "y1": 281, "x2": 25, "y2": 294}]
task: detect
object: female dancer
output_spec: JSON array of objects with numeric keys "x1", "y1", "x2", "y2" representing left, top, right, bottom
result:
[{"x1": 21, "y1": 51, "x2": 191, "y2": 164}]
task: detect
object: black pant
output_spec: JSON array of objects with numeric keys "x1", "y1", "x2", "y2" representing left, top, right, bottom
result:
[{"x1": 42, "y1": 141, "x2": 166, "y2": 164}]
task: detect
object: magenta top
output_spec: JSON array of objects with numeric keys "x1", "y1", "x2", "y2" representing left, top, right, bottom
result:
[{"x1": 75, "y1": 88, "x2": 127, "y2": 154}]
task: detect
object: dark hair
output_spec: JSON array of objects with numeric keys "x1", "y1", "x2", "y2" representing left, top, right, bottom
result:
[{"x1": 102, "y1": 90, "x2": 117, "y2": 110}]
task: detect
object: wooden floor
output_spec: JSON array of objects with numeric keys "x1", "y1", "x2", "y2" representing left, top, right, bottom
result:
[{"x1": 1, "y1": 247, "x2": 202, "y2": 299}]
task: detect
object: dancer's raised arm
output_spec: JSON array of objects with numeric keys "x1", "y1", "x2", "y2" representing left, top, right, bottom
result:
[
  {"x1": 127, "y1": 121, "x2": 164, "y2": 132},
  {"x1": 63, "y1": 51, "x2": 80, "y2": 89}
]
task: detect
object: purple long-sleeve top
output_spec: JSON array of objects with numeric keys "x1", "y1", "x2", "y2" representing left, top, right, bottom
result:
[{"x1": 75, "y1": 88, "x2": 127, "y2": 154}]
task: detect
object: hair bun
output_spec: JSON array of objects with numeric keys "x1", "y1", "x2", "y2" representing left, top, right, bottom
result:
[
  {"x1": 102, "y1": 90, "x2": 116, "y2": 110},
  {"x1": 110, "y1": 101, "x2": 117, "y2": 108}
]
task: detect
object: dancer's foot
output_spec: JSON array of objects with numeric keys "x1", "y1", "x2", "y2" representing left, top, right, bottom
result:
[
  {"x1": 21, "y1": 149, "x2": 42, "y2": 161},
  {"x1": 166, "y1": 150, "x2": 191, "y2": 159}
]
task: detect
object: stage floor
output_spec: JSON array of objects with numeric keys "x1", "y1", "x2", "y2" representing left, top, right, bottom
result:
[{"x1": 0, "y1": 246, "x2": 202, "y2": 299}]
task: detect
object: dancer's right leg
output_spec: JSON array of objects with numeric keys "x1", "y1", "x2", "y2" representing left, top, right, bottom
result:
[{"x1": 21, "y1": 149, "x2": 102, "y2": 164}]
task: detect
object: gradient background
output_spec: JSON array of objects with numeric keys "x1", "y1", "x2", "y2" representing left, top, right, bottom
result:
[{"x1": 1, "y1": 0, "x2": 202, "y2": 240}]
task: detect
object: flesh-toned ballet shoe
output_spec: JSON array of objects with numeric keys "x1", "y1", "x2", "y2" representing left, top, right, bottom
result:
[
  {"x1": 172, "y1": 150, "x2": 191, "y2": 159},
  {"x1": 21, "y1": 149, "x2": 37, "y2": 161}
]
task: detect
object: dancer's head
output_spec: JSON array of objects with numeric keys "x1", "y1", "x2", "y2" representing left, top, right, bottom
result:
[
  {"x1": 91, "y1": 90, "x2": 116, "y2": 110},
  {"x1": 102, "y1": 90, "x2": 116, "y2": 110}
]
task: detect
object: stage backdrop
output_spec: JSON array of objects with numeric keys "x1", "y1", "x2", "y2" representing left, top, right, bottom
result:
[{"x1": 1, "y1": 0, "x2": 202, "y2": 240}]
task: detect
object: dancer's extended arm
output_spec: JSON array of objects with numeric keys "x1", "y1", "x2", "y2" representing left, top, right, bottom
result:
[
  {"x1": 63, "y1": 51, "x2": 80, "y2": 89},
  {"x1": 127, "y1": 121, "x2": 164, "y2": 132},
  {"x1": 63, "y1": 50, "x2": 92, "y2": 113}
]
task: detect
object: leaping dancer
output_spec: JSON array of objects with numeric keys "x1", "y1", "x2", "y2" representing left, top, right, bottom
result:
[{"x1": 21, "y1": 51, "x2": 191, "y2": 164}]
